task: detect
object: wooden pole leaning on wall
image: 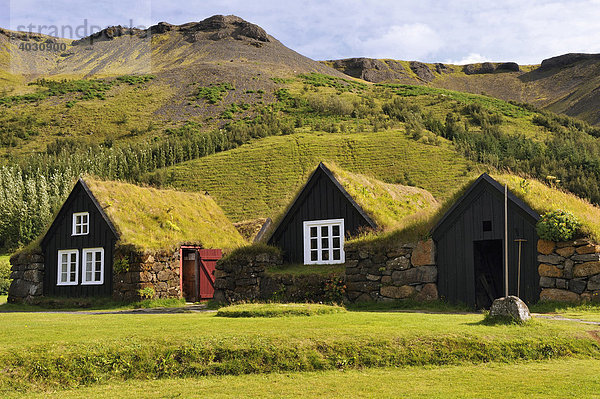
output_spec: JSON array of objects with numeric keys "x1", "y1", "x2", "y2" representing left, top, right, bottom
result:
[
  {"x1": 514, "y1": 239, "x2": 527, "y2": 298},
  {"x1": 504, "y1": 184, "x2": 509, "y2": 298}
]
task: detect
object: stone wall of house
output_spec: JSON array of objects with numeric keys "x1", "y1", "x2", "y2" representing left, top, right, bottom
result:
[
  {"x1": 214, "y1": 240, "x2": 438, "y2": 304},
  {"x1": 7, "y1": 251, "x2": 45, "y2": 304},
  {"x1": 112, "y1": 248, "x2": 181, "y2": 301},
  {"x1": 214, "y1": 252, "x2": 343, "y2": 303},
  {"x1": 345, "y1": 239, "x2": 438, "y2": 302},
  {"x1": 538, "y1": 239, "x2": 600, "y2": 302}
]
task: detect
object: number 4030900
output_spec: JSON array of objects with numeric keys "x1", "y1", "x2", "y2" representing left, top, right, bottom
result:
[{"x1": 18, "y1": 42, "x2": 67, "y2": 52}]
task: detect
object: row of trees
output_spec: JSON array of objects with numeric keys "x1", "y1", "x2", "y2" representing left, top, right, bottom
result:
[{"x1": 0, "y1": 127, "x2": 233, "y2": 249}]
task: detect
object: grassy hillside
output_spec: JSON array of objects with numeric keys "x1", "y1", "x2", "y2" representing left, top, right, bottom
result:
[
  {"x1": 144, "y1": 130, "x2": 475, "y2": 222},
  {"x1": 327, "y1": 55, "x2": 600, "y2": 126},
  {"x1": 3, "y1": 21, "x2": 600, "y2": 251}
]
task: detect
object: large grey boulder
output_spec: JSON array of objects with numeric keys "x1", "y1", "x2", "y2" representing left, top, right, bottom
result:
[{"x1": 489, "y1": 296, "x2": 531, "y2": 322}]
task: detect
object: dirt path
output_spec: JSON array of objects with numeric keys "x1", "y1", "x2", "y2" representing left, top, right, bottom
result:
[
  {"x1": 0, "y1": 304, "x2": 216, "y2": 315},
  {"x1": 531, "y1": 313, "x2": 600, "y2": 326}
]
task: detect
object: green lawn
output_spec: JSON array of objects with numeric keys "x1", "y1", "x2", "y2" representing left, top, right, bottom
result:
[
  {"x1": 0, "y1": 310, "x2": 593, "y2": 351},
  {"x1": 530, "y1": 302, "x2": 600, "y2": 323},
  {"x1": 0, "y1": 308, "x2": 599, "y2": 395},
  {"x1": 14, "y1": 358, "x2": 600, "y2": 399}
]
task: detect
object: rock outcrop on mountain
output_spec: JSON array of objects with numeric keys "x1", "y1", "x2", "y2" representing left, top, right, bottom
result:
[{"x1": 327, "y1": 54, "x2": 600, "y2": 125}]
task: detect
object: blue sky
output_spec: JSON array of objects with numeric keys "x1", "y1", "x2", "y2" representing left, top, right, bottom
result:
[{"x1": 2, "y1": 0, "x2": 600, "y2": 64}]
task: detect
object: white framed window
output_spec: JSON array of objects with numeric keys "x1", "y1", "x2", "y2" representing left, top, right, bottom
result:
[
  {"x1": 303, "y1": 219, "x2": 345, "y2": 265},
  {"x1": 72, "y1": 212, "x2": 89, "y2": 236},
  {"x1": 57, "y1": 249, "x2": 79, "y2": 286},
  {"x1": 82, "y1": 248, "x2": 104, "y2": 285}
]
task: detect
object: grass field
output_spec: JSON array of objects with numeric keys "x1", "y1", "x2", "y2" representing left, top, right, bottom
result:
[
  {"x1": 14, "y1": 358, "x2": 600, "y2": 399},
  {"x1": 145, "y1": 130, "x2": 477, "y2": 222},
  {"x1": 1, "y1": 309, "x2": 599, "y2": 396}
]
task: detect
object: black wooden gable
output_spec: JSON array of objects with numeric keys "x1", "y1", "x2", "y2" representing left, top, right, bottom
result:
[
  {"x1": 41, "y1": 178, "x2": 118, "y2": 247},
  {"x1": 268, "y1": 163, "x2": 376, "y2": 263},
  {"x1": 432, "y1": 173, "x2": 539, "y2": 239},
  {"x1": 431, "y1": 173, "x2": 541, "y2": 307},
  {"x1": 42, "y1": 178, "x2": 119, "y2": 297}
]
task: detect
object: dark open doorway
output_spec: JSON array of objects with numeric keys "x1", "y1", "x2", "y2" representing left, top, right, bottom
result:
[
  {"x1": 181, "y1": 248, "x2": 200, "y2": 302},
  {"x1": 473, "y1": 239, "x2": 503, "y2": 309}
]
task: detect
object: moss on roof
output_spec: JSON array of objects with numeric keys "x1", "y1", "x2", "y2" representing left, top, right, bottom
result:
[
  {"x1": 493, "y1": 173, "x2": 600, "y2": 242},
  {"x1": 351, "y1": 172, "x2": 600, "y2": 249},
  {"x1": 85, "y1": 178, "x2": 246, "y2": 251},
  {"x1": 325, "y1": 163, "x2": 438, "y2": 230},
  {"x1": 264, "y1": 163, "x2": 438, "y2": 242}
]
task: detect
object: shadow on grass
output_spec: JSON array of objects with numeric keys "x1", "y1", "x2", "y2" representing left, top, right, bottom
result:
[
  {"x1": 346, "y1": 299, "x2": 474, "y2": 314},
  {"x1": 0, "y1": 296, "x2": 186, "y2": 312}
]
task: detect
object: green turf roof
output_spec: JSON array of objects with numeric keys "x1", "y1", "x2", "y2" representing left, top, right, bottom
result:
[
  {"x1": 85, "y1": 178, "x2": 246, "y2": 251},
  {"x1": 264, "y1": 162, "x2": 438, "y2": 242}
]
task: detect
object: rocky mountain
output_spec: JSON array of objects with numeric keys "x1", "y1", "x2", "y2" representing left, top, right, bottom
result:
[{"x1": 326, "y1": 54, "x2": 600, "y2": 125}]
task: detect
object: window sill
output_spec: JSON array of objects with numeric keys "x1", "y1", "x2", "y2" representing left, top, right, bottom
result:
[{"x1": 81, "y1": 281, "x2": 104, "y2": 285}]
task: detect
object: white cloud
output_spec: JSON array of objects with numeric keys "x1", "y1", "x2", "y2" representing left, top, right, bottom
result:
[
  {"x1": 4, "y1": 0, "x2": 600, "y2": 64},
  {"x1": 358, "y1": 23, "x2": 443, "y2": 60},
  {"x1": 445, "y1": 53, "x2": 491, "y2": 65}
]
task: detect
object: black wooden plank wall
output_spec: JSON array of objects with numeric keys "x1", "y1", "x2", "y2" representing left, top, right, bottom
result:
[
  {"x1": 273, "y1": 172, "x2": 371, "y2": 263},
  {"x1": 435, "y1": 183, "x2": 539, "y2": 307},
  {"x1": 43, "y1": 185, "x2": 116, "y2": 297}
]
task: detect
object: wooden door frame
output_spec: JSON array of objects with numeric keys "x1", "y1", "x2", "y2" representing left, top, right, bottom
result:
[{"x1": 179, "y1": 246, "x2": 202, "y2": 301}]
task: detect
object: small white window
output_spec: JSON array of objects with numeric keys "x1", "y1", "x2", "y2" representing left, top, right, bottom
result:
[
  {"x1": 303, "y1": 219, "x2": 345, "y2": 265},
  {"x1": 72, "y1": 212, "x2": 89, "y2": 236},
  {"x1": 82, "y1": 248, "x2": 104, "y2": 285},
  {"x1": 57, "y1": 250, "x2": 79, "y2": 286}
]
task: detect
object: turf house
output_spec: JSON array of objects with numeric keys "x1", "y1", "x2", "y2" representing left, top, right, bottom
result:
[
  {"x1": 7, "y1": 178, "x2": 245, "y2": 303},
  {"x1": 431, "y1": 173, "x2": 540, "y2": 308},
  {"x1": 216, "y1": 165, "x2": 600, "y2": 307},
  {"x1": 267, "y1": 162, "x2": 436, "y2": 265}
]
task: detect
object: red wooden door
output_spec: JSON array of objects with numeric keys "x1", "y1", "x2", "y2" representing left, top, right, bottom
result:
[{"x1": 198, "y1": 249, "x2": 222, "y2": 299}]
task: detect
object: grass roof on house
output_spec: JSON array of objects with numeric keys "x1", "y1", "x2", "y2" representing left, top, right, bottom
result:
[
  {"x1": 352, "y1": 172, "x2": 600, "y2": 248},
  {"x1": 325, "y1": 163, "x2": 438, "y2": 230},
  {"x1": 263, "y1": 163, "x2": 439, "y2": 242},
  {"x1": 492, "y1": 173, "x2": 600, "y2": 242},
  {"x1": 85, "y1": 178, "x2": 246, "y2": 251}
]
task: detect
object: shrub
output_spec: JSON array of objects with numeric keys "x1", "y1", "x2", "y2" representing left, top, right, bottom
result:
[
  {"x1": 216, "y1": 303, "x2": 346, "y2": 317},
  {"x1": 138, "y1": 286, "x2": 156, "y2": 300},
  {"x1": 323, "y1": 278, "x2": 346, "y2": 303},
  {"x1": 536, "y1": 210, "x2": 581, "y2": 241},
  {"x1": 0, "y1": 257, "x2": 11, "y2": 295},
  {"x1": 113, "y1": 256, "x2": 130, "y2": 274}
]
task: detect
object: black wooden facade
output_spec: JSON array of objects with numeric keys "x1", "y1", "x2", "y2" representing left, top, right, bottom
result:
[
  {"x1": 268, "y1": 163, "x2": 376, "y2": 263},
  {"x1": 41, "y1": 179, "x2": 118, "y2": 297},
  {"x1": 432, "y1": 174, "x2": 540, "y2": 307}
]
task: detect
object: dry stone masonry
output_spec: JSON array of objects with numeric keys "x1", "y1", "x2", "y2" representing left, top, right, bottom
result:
[
  {"x1": 7, "y1": 251, "x2": 44, "y2": 303},
  {"x1": 113, "y1": 249, "x2": 181, "y2": 301},
  {"x1": 214, "y1": 252, "x2": 343, "y2": 303},
  {"x1": 345, "y1": 239, "x2": 438, "y2": 302},
  {"x1": 537, "y1": 239, "x2": 600, "y2": 302}
]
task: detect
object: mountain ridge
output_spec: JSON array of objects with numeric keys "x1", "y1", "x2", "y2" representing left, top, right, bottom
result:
[{"x1": 326, "y1": 53, "x2": 600, "y2": 125}]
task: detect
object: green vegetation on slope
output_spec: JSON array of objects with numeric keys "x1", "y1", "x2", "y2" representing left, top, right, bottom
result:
[
  {"x1": 0, "y1": 311, "x2": 597, "y2": 394},
  {"x1": 144, "y1": 131, "x2": 474, "y2": 222},
  {"x1": 18, "y1": 359, "x2": 600, "y2": 399},
  {"x1": 494, "y1": 174, "x2": 600, "y2": 242},
  {"x1": 5, "y1": 70, "x2": 600, "y2": 251},
  {"x1": 326, "y1": 163, "x2": 438, "y2": 229},
  {"x1": 85, "y1": 178, "x2": 245, "y2": 251}
]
